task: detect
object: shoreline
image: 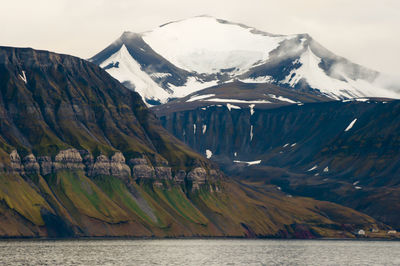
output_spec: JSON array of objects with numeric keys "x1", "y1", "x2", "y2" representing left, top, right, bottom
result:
[{"x1": 0, "y1": 236, "x2": 398, "y2": 241}]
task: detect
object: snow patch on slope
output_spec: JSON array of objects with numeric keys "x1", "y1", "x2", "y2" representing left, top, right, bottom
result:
[
  {"x1": 233, "y1": 160, "x2": 261, "y2": 165},
  {"x1": 249, "y1": 104, "x2": 255, "y2": 115},
  {"x1": 239, "y1": 76, "x2": 273, "y2": 83},
  {"x1": 150, "y1": 72, "x2": 172, "y2": 79},
  {"x1": 19, "y1": 71, "x2": 27, "y2": 84},
  {"x1": 226, "y1": 103, "x2": 241, "y2": 111},
  {"x1": 206, "y1": 149, "x2": 213, "y2": 159},
  {"x1": 187, "y1": 94, "x2": 215, "y2": 102},
  {"x1": 307, "y1": 165, "x2": 318, "y2": 171},
  {"x1": 345, "y1": 119, "x2": 357, "y2": 132},
  {"x1": 100, "y1": 45, "x2": 169, "y2": 104},
  {"x1": 268, "y1": 94, "x2": 299, "y2": 104},
  {"x1": 167, "y1": 77, "x2": 218, "y2": 98},
  {"x1": 206, "y1": 98, "x2": 271, "y2": 104}
]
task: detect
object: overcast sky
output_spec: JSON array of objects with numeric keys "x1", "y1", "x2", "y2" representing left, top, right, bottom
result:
[{"x1": 1, "y1": 0, "x2": 399, "y2": 75}]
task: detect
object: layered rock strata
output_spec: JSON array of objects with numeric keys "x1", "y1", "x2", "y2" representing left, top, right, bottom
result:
[
  {"x1": 129, "y1": 158, "x2": 156, "y2": 179},
  {"x1": 8, "y1": 149, "x2": 218, "y2": 190},
  {"x1": 53, "y1": 149, "x2": 85, "y2": 172}
]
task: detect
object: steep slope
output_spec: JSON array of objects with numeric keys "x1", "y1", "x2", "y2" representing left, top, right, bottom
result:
[
  {"x1": 152, "y1": 81, "x2": 331, "y2": 115},
  {"x1": 0, "y1": 46, "x2": 385, "y2": 238},
  {"x1": 91, "y1": 16, "x2": 400, "y2": 104},
  {"x1": 0, "y1": 46, "x2": 210, "y2": 171},
  {"x1": 157, "y1": 98, "x2": 400, "y2": 229}
]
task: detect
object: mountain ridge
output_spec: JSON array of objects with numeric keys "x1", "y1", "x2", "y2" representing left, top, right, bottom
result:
[{"x1": 91, "y1": 16, "x2": 400, "y2": 105}]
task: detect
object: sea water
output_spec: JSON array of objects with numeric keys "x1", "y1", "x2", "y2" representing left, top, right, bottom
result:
[{"x1": 0, "y1": 239, "x2": 399, "y2": 265}]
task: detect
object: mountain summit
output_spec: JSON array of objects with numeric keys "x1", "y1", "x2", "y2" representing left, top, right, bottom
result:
[{"x1": 91, "y1": 16, "x2": 400, "y2": 105}]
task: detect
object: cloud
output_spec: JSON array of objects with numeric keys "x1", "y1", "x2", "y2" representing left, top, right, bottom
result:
[{"x1": 374, "y1": 74, "x2": 400, "y2": 94}]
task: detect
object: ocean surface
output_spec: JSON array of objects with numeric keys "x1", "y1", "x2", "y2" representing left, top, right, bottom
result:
[{"x1": 0, "y1": 239, "x2": 399, "y2": 265}]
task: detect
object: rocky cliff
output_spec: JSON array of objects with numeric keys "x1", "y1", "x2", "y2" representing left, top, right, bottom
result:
[
  {"x1": 7, "y1": 148, "x2": 213, "y2": 190},
  {"x1": 156, "y1": 99, "x2": 400, "y2": 229}
]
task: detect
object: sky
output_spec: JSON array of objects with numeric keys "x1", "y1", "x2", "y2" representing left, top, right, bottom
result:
[{"x1": 1, "y1": 0, "x2": 399, "y2": 75}]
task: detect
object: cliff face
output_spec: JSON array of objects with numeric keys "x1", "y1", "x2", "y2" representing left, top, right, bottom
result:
[
  {"x1": 158, "y1": 100, "x2": 400, "y2": 177},
  {"x1": 0, "y1": 46, "x2": 213, "y2": 172},
  {"x1": 0, "y1": 46, "x2": 384, "y2": 238},
  {"x1": 157, "y1": 100, "x2": 400, "y2": 229},
  {"x1": 7, "y1": 148, "x2": 210, "y2": 189},
  {"x1": 0, "y1": 44, "x2": 220, "y2": 190}
]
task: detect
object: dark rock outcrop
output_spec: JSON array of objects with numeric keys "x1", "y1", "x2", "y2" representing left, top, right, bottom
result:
[
  {"x1": 22, "y1": 154, "x2": 40, "y2": 174},
  {"x1": 80, "y1": 151, "x2": 95, "y2": 173},
  {"x1": 155, "y1": 166, "x2": 172, "y2": 180},
  {"x1": 209, "y1": 169, "x2": 221, "y2": 181},
  {"x1": 174, "y1": 170, "x2": 186, "y2": 183},
  {"x1": 128, "y1": 158, "x2": 148, "y2": 166},
  {"x1": 37, "y1": 156, "x2": 53, "y2": 176}
]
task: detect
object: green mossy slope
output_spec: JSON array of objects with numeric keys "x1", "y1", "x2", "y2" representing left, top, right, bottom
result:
[{"x1": 0, "y1": 170, "x2": 385, "y2": 239}]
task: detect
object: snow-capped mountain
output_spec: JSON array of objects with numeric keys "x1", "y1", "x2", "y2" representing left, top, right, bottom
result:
[{"x1": 90, "y1": 16, "x2": 400, "y2": 105}]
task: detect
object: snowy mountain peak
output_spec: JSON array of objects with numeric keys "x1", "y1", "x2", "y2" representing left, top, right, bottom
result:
[
  {"x1": 91, "y1": 17, "x2": 400, "y2": 105},
  {"x1": 142, "y1": 16, "x2": 291, "y2": 75}
]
